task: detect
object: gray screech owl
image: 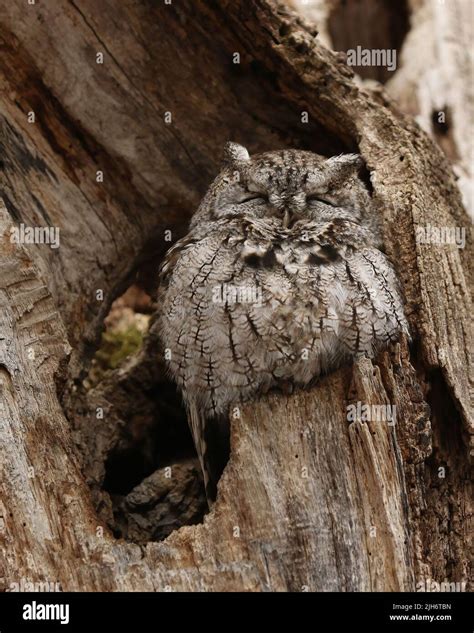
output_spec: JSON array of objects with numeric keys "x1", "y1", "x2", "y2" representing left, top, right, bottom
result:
[{"x1": 156, "y1": 143, "x2": 409, "y2": 501}]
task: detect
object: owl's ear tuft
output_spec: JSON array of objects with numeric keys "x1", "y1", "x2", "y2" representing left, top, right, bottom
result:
[
  {"x1": 326, "y1": 153, "x2": 364, "y2": 174},
  {"x1": 224, "y1": 142, "x2": 250, "y2": 164}
]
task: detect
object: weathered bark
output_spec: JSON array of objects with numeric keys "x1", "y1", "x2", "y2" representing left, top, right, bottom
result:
[
  {"x1": 291, "y1": 0, "x2": 473, "y2": 217},
  {"x1": 0, "y1": 0, "x2": 471, "y2": 591},
  {"x1": 385, "y1": 0, "x2": 474, "y2": 218}
]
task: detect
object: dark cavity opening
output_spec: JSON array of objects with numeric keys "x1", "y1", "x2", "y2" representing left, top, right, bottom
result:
[{"x1": 68, "y1": 276, "x2": 207, "y2": 544}]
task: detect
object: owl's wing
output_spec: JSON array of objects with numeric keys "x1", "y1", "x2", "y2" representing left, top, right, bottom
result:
[
  {"x1": 340, "y1": 247, "x2": 410, "y2": 354},
  {"x1": 158, "y1": 233, "x2": 203, "y2": 289},
  {"x1": 158, "y1": 225, "x2": 244, "y2": 503},
  {"x1": 296, "y1": 220, "x2": 409, "y2": 364}
]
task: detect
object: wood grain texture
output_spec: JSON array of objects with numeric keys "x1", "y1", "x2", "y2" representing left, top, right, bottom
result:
[{"x1": 0, "y1": 0, "x2": 471, "y2": 591}]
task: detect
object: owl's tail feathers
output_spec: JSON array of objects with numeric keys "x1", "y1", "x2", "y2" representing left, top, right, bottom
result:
[
  {"x1": 188, "y1": 401, "x2": 213, "y2": 503},
  {"x1": 187, "y1": 401, "x2": 229, "y2": 507}
]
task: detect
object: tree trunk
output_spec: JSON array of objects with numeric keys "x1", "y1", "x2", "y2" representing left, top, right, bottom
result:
[
  {"x1": 0, "y1": 0, "x2": 471, "y2": 592},
  {"x1": 291, "y1": 0, "x2": 473, "y2": 217}
]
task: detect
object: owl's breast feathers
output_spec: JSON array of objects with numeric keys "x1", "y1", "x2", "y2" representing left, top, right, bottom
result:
[{"x1": 158, "y1": 215, "x2": 409, "y2": 421}]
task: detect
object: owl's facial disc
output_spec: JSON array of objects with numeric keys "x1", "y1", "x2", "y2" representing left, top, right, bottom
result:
[{"x1": 210, "y1": 146, "x2": 365, "y2": 226}]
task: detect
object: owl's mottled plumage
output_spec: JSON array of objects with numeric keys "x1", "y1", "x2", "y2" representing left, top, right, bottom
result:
[{"x1": 156, "y1": 143, "x2": 409, "y2": 501}]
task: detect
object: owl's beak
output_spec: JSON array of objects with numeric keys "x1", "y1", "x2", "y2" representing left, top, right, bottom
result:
[{"x1": 282, "y1": 209, "x2": 302, "y2": 228}]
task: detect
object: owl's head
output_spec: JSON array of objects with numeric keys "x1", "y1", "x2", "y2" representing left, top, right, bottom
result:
[{"x1": 191, "y1": 143, "x2": 374, "y2": 231}]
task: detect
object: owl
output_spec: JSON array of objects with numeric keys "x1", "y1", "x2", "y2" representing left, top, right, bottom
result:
[{"x1": 155, "y1": 143, "x2": 409, "y2": 502}]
